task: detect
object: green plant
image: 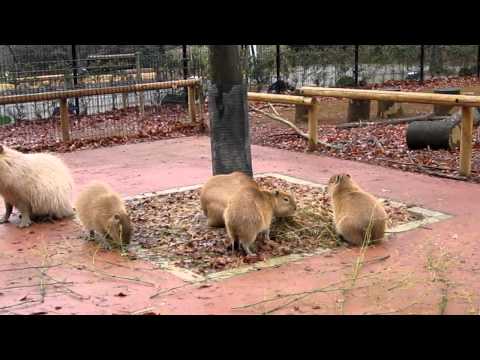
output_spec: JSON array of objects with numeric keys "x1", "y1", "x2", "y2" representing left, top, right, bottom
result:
[{"x1": 0, "y1": 115, "x2": 13, "y2": 125}]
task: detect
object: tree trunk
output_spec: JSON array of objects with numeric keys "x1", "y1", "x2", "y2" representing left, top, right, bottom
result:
[
  {"x1": 406, "y1": 119, "x2": 461, "y2": 150},
  {"x1": 208, "y1": 45, "x2": 253, "y2": 176},
  {"x1": 406, "y1": 108, "x2": 480, "y2": 150}
]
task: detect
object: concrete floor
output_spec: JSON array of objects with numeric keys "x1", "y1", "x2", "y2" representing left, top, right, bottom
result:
[{"x1": 1, "y1": 135, "x2": 479, "y2": 315}]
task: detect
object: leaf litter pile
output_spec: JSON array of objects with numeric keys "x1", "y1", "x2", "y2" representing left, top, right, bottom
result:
[
  {"x1": 124, "y1": 177, "x2": 417, "y2": 276},
  {"x1": 251, "y1": 113, "x2": 480, "y2": 183},
  {"x1": 0, "y1": 105, "x2": 203, "y2": 153}
]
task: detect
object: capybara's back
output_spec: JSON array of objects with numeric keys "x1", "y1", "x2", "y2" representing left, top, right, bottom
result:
[
  {"x1": 75, "y1": 181, "x2": 132, "y2": 249},
  {"x1": 200, "y1": 171, "x2": 258, "y2": 227},
  {"x1": 327, "y1": 174, "x2": 387, "y2": 246},
  {"x1": 0, "y1": 145, "x2": 74, "y2": 228}
]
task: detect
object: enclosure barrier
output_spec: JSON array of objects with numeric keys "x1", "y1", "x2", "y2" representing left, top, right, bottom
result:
[
  {"x1": 0, "y1": 78, "x2": 202, "y2": 142},
  {"x1": 299, "y1": 86, "x2": 480, "y2": 177},
  {"x1": 247, "y1": 92, "x2": 320, "y2": 150}
]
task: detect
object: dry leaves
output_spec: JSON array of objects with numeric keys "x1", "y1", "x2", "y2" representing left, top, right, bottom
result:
[{"x1": 122, "y1": 177, "x2": 415, "y2": 276}]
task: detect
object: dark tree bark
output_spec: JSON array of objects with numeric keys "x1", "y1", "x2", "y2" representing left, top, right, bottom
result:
[
  {"x1": 208, "y1": 45, "x2": 253, "y2": 177},
  {"x1": 406, "y1": 108, "x2": 480, "y2": 150},
  {"x1": 407, "y1": 119, "x2": 461, "y2": 150}
]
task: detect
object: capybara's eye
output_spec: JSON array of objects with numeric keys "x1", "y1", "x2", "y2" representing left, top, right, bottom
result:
[{"x1": 283, "y1": 198, "x2": 289, "y2": 202}]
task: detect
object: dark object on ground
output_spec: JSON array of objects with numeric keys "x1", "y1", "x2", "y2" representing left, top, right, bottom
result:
[
  {"x1": 267, "y1": 80, "x2": 295, "y2": 94},
  {"x1": 161, "y1": 90, "x2": 188, "y2": 105},
  {"x1": 407, "y1": 119, "x2": 462, "y2": 150},
  {"x1": 347, "y1": 99, "x2": 371, "y2": 122},
  {"x1": 406, "y1": 108, "x2": 480, "y2": 150},
  {"x1": 459, "y1": 66, "x2": 476, "y2": 77},
  {"x1": 52, "y1": 103, "x2": 77, "y2": 116},
  {"x1": 406, "y1": 71, "x2": 421, "y2": 80},
  {"x1": 336, "y1": 76, "x2": 356, "y2": 88}
]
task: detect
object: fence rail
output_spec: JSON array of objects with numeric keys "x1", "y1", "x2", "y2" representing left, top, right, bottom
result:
[{"x1": 299, "y1": 86, "x2": 478, "y2": 176}]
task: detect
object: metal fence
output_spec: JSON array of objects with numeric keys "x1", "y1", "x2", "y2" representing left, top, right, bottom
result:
[{"x1": 243, "y1": 45, "x2": 480, "y2": 90}]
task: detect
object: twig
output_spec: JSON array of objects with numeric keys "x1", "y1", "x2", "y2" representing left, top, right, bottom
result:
[
  {"x1": 150, "y1": 282, "x2": 193, "y2": 299},
  {"x1": 249, "y1": 105, "x2": 308, "y2": 139},
  {"x1": 232, "y1": 273, "x2": 379, "y2": 310},
  {"x1": 0, "y1": 299, "x2": 40, "y2": 312},
  {"x1": 364, "y1": 302, "x2": 420, "y2": 315},
  {"x1": 82, "y1": 267, "x2": 155, "y2": 287},
  {"x1": 0, "y1": 263, "x2": 63, "y2": 272},
  {"x1": 0, "y1": 282, "x2": 73, "y2": 291},
  {"x1": 335, "y1": 113, "x2": 434, "y2": 129},
  {"x1": 131, "y1": 307, "x2": 156, "y2": 315},
  {"x1": 251, "y1": 105, "x2": 342, "y2": 150},
  {"x1": 42, "y1": 272, "x2": 90, "y2": 301},
  {"x1": 268, "y1": 103, "x2": 280, "y2": 116}
]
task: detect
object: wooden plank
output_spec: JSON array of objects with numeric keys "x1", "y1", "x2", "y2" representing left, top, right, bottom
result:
[
  {"x1": 307, "y1": 98, "x2": 320, "y2": 151},
  {"x1": 300, "y1": 86, "x2": 480, "y2": 107},
  {"x1": 460, "y1": 106, "x2": 474, "y2": 176},
  {"x1": 248, "y1": 92, "x2": 312, "y2": 106},
  {"x1": 0, "y1": 79, "x2": 201, "y2": 106},
  {"x1": 59, "y1": 98, "x2": 71, "y2": 142}
]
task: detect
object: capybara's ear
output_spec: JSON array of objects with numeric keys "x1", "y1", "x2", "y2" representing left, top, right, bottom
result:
[
  {"x1": 274, "y1": 190, "x2": 279, "y2": 196},
  {"x1": 113, "y1": 214, "x2": 121, "y2": 223},
  {"x1": 346, "y1": 174, "x2": 351, "y2": 178},
  {"x1": 0, "y1": 145, "x2": 4, "y2": 153}
]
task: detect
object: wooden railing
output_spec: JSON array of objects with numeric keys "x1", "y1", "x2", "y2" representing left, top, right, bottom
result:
[
  {"x1": 247, "y1": 92, "x2": 320, "y2": 150},
  {"x1": 0, "y1": 82, "x2": 476, "y2": 177},
  {"x1": 0, "y1": 79, "x2": 202, "y2": 142},
  {"x1": 299, "y1": 86, "x2": 480, "y2": 176}
]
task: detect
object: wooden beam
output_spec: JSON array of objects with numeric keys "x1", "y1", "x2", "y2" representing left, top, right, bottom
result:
[
  {"x1": 59, "y1": 98, "x2": 71, "y2": 142},
  {"x1": 307, "y1": 98, "x2": 320, "y2": 151},
  {"x1": 0, "y1": 79, "x2": 201, "y2": 106},
  {"x1": 248, "y1": 92, "x2": 312, "y2": 106},
  {"x1": 187, "y1": 85, "x2": 197, "y2": 123},
  {"x1": 299, "y1": 86, "x2": 480, "y2": 107},
  {"x1": 460, "y1": 106, "x2": 474, "y2": 176}
]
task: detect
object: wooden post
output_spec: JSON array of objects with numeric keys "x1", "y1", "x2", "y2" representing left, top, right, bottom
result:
[
  {"x1": 187, "y1": 85, "x2": 197, "y2": 122},
  {"x1": 460, "y1": 106, "x2": 473, "y2": 176},
  {"x1": 307, "y1": 98, "x2": 320, "y2": 151},
  {"x1": 59, "y1": 98, "x2": 71, "y2": 142},
  {"x1": 196, "y1": 84, "x2": 204, "y2": 120},
  {"x1": 136, "y1": 52, "x2": 145, "y2": 116}
]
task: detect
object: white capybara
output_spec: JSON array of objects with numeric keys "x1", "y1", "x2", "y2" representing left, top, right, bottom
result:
[{"x1": 0, "y1": 145, "x2": 74, "y2": 228}]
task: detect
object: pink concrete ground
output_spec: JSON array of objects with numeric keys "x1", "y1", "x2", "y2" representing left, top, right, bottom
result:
[{"x1": 1, "y1": 135, "x2": 479, "y2": 315}]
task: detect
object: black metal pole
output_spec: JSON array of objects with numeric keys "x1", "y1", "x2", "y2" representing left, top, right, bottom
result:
[
  {"x1": 71, "y1": 45, "x2": 79, "y2": 115},
  {"x1": 182, "y1": 45, "x2": 188, "y2": 80},
  {"x1": 477, "y1": 45, "x2": 480, "y2": 78},
  {"x1": 276, "y1": 45, "x2": 281, "y2": 81},
  {"x1": 420, "y1": 45, "x2": 424, "y2": 84},
  {"x1": 354, "y1": 44, "x2": 359, "y2": 87}
]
